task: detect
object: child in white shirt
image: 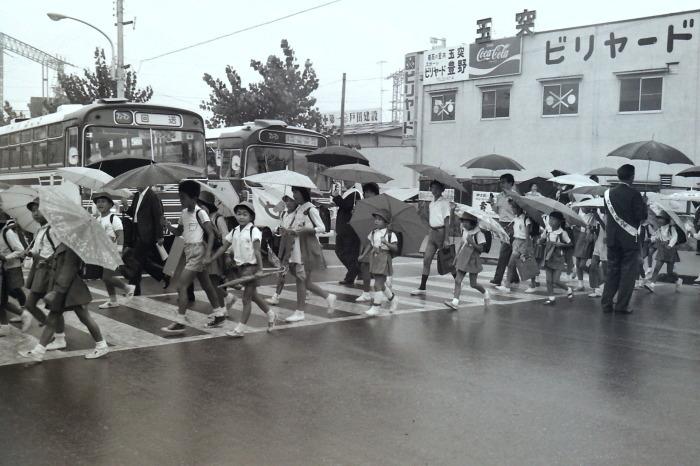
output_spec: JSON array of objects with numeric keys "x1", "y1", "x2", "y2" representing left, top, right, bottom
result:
[{"x1": 359, "y1": 209, "x2": 398, "y2": 316}]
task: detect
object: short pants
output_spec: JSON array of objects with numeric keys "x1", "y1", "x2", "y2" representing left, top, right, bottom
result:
[{"x1": 184, "y1": 243, "x2": 206, "y2": 272}]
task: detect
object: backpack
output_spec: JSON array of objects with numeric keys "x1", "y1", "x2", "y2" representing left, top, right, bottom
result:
[
  {"x1": 195, "y1": 209, "x2": 223, "y2": 250},
  {"x1": 385, "y1": 229, "x2": 403, "y2": 258},
  {"x1": 482, "y1": 229, "x2": 493, "y2": 253},
  {"x1": 674, "y1": 224, "x2": 687, "y2": 245},
  {"x1": 317, "y1": 204, "x2": 332, "y2": 233}
]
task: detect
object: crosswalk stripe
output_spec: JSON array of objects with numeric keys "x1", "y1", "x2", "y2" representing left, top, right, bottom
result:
[{"x1": 63, "y1": 309, "x2": 167, "y2": 348}]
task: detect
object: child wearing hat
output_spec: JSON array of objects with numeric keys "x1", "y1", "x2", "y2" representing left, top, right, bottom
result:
[
  {"x1": 446, "y1": 211, "x2": 490, "y2": 309},
  {"x1": 539, "y1": 211, "x2": 574, "y2": 305},
  {"x1": 208, "y1": 201, "x2": 276, "y2": 337},
  {"x1": 161, "y1": 180, "x2": 227, "y2": 334},
  {"x1": 361, "y1": 208, "x2": 399, "y2": 316},
  {"x1": 92, "y1": 192, "x2": 135, "y2": 309},
  {"x1": 266, "y1": 192, "x2": 298, "y2": 305},
  {"x1": 0, "y1": 214, "x2": 33, "y2": 334},
  {"x1": 645, "y1": 210, "x2": 683, "y2": 292}
]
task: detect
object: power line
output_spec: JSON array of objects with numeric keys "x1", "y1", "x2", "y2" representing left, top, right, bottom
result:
[{"x1": 139, "y1": 0, "x2": 343, "y2": 66}]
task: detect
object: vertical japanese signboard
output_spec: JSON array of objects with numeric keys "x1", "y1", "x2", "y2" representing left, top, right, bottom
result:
[
  {"x1": 423, "y1": 45, "x2": 469, "y2": 85},
  {"x1": 469, "y1": 36, "x2": 522, "y2": 79},
  {"x1": 403, "y1": 53, "x2": 419, "y2": 138}
]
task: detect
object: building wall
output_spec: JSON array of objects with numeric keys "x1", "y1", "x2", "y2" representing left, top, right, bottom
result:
[{"x1": 417, "y1": 10, "x2": 700, "y2": 186}]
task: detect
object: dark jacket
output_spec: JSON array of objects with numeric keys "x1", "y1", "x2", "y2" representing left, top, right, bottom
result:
[
  {"x1": 554, "y1": 190, "x2": 571, "y2": 205},
  {"x1": 126, "y1": 188, "x2": 165, "y2": 244},
  {"x1": 333, "y1": 191, "x2": 361, "y2": 237},
  {"x1": 605, "y1": 183, "x2": 647, "y2": 250},
  {"x1": 48, "y1": 244, "x2": 92, "y2": 309}
]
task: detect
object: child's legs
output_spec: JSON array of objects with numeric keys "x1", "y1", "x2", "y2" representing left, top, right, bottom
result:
[
  {"x1": 38, "y1": 312, "x2": 59, "y2": 347},
  {"x1": 469, "y1": 273, "x2": 485, "y2": 294},
  {"x1": 240, "y1": 284, "x2": 254, "y2": 324},
  {"x1": 289, "y1": 264, "x2": 307, "y2": 309},
  {"x1": 176, "y1": 269, "x2": 198, "y2": 315},
  {"x1": 453, "y1": 271, "x2": 466, "y2": 299},
  {"x1": 667, "y1": 262, "x2": 677, "y2": 280},
  {"x1": 196, "y1": 271, "x2": 220, "y2": 308},
  {"x1": 102, "y1": 269, "x2": 126, "y2": 298},
  {"x1": 25, "y1": 292, "x2": 47, "y2": 324},
  {"x1": 373, "y1": 274, "x2": 387, "y2": 292},
  {"x1": 9, "y1": 288, "x2": 26, "y2": 307},
  {"x1": 210, "y1": 274, "x2": 226, "y2": 306},
  {"x1": 576, "y1": 258, "x2": 585, "y2": 280},
  {"x1": 589, "y1": 256, "x2": 600, "y2": 288},
  {"x1": 552, "y1": 270, "x2": 567, "y2": 290},
  {"x1": 546, "y1": 268, "x2": 555, "y2": 294},
  {"x1": 504, "y1": 251, "x2": 520, "y2": 286},
  {"x1": 73, "y1": 307, "x2": 103, "y2": 342},
  {"x1": 305, "y1": 270, "x2": 329, "y2": 299},
  {"x1": 651, "y1": 260, "x2": 664, "y2": 282},
  {"x1": 274, "y1": 271, "x2": 286, "y2": 295}
]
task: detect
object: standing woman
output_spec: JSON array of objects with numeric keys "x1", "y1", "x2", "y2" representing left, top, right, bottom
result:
[{"x1": 284, "y1": 187, "x2": 337, "y2": 323}]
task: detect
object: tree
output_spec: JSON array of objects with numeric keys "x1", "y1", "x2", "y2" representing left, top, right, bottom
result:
[
  {"x1": 58, "y1": 48, "x2": 153, "y2": 104},
  {"x1": 201, "y1": 40, "x2": 323, "y2": 130},
  {"x1": 0, "y1": 101, "x2": 23, "y2": 127}
]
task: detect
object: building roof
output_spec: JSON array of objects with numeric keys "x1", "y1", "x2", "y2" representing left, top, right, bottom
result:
[{"x1": 340, "y1": 123, "x2": 402, "y2": 136}]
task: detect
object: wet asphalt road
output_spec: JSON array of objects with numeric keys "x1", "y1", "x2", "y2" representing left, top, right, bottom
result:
[{"x1": 0, "y1": 256, "x2": 699, "y2": 465}]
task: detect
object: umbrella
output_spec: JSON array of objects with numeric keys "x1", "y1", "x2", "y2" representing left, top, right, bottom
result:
[
  {"x1": 649, "y1": 201, "x2": 687, "y2": 233},
  {"x1": 607, "y1": 140, "x2": 694, "y2": 183},
  {"x1": 101, "y1": 188, "x2": 134, "y2": 200},
  {"x1": 322, "y1": 164, "x2": 393, "y2": 184},
  {"x1": 306, "y1": 146, "x2": 369, "y2": 167},
  {"x1": 0, "y1": 186, "x2": 40, "y2": 234},
  {"x1": 244, "y1": 169, "x2": 317, "y2": 189},
  {"x1": 510, "y1": 192, "x2": 587, "y2": 228},
  {"x1": 676, "y1": 165, "x2": 700, "y2": 178},
  {"x1": 567, "y1": 185, "x2": 607, "y2": 197},
  {"x1": 586, "y1": 166, "x2": 619, "y2": 177},
  {"x1": 103, "y1": 163, "x2": 204, "y2": 190},
  {"x1": 404, "y1": 164, "x2": 466, "y2": 192},
  {"x1": 195, "y1": 180, "x2": 239, "y2": 214},
  {"x1": 662, "y1": 191, "x2": 700, "y2": 202},
  {"x1": 38, "y1": 187, "x2": 123, "y2": 270},
  {"x1": 349, "y1": 194, "x2": 429, "y2": 255},
  {"x1": 461, "y1": 154, "x2": 525, "y2": 171},
  {"x1": 548, "y1": 174, "x2": 600, "y2": 187},
  {"x1": 571, "y1": 197, "x2": 604, "y2": 208},
  {"x1": 58, "y1": 167, "x2": 113, "y2": 190},
  {"x1": 453, "y1": 203, "x2": 509, "y2": 243},
  {"x1": 551, "y1": 170, "x2": 569, "y2": 177}
]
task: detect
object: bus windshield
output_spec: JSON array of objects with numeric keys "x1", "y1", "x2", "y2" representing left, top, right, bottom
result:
[
  {"x1": 245, "y1": 145, "x2": 331, "y2": 191},
  {"x1": 84, "y1": 127, "x2": 206, "y2": 168}
]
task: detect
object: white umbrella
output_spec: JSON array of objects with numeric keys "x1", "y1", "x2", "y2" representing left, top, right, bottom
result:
[
  {"x1": 649, "y1": 201, "x2": 687, "y2": 230},
  {"x1": 572, "y1": 197, "x2": 604, "y2": 208},
  {"x1": 453, "y1": 203, "x2": 509, "y2": 243},
  {"x1": 548, "y1": 174, "x2": 600, "y2": 187},
  {"x1": 662, "y1": 191, "x2": 700, "y2": 202},
  {"x1": 244, "y1": 169, "x2": 317, "y2": 189},
  {"x1": 0, "y1": 186, "x2": 40, "y2": 234},
  {"x1": 195, "y1": 180, "x2": 239, "y2": 214},
  {"x1": 58, "y1": 167, "x2": 113, "y2": 190}
]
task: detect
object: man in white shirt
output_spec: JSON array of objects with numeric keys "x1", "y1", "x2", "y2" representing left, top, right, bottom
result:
[
  {"x1": 411, "y1": 181, "x2": 451, "y2": 296},
  {"x1": 491, "y1": 173, "x2": 520, "y2": 287}
]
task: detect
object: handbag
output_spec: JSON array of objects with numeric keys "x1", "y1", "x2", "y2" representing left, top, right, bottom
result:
[
  {"x1": 437, "y1": 245, "x2": 456, "y2": 275},
  {"x1": 516, "y1": 255, "x2": 540, "y2": 281}
]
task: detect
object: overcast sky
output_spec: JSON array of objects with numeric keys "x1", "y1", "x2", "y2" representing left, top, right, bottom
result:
[{"x1": 2, "y1": 0, "x2": 698, "y2": 120}]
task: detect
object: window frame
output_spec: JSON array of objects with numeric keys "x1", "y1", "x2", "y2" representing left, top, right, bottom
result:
[
  {"x1": 541, "y1": 81, "x2": 580, "y2": 118},
  {"x1": 429, "y1": 90, "x2": 458, "y2": 123},
  {"x1": 480, "y1": 86, "x2": 511, "y2": 120},
  {"x1": 618, "y1": 76, "x2": 663, "y2": 114}
]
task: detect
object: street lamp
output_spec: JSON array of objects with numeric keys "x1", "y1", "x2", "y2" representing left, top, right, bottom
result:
[{"x1": 47, "y1": 12, "x2": 124, "y2": 98}]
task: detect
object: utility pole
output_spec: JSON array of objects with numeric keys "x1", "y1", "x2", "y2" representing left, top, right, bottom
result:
[
  {"x1": 377, "y1": 60, "x2": 386, "y2": 123},
  {"x1": 115, "y1": 0, "x2": 125, "y2": 99},
  {"x1": 339, "y1": 72, "x2": 346, "y2": 146}
]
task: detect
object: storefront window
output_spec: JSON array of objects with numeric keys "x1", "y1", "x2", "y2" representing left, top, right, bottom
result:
[
  {"x1": 619, "y1": 77, "x2": 662, "y2": 112},
  {"x1": 481, "y1": 87, "x2": 510, "y2": 119}
]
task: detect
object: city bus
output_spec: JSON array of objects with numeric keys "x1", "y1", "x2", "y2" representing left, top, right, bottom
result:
[
  {"x1": 205, "y1": 120, "x2": 330, "y2": 197},
  {"x1": 0, "y1": 98, "x2": 208, "y2": 221}
]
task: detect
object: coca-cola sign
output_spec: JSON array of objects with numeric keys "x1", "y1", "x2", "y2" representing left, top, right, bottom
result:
[{"x1": 469, "y1": 37, "x2": 522, "y2": 79}]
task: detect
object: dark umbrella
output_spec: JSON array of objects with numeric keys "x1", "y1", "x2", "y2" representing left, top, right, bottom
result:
[
  {"x1": 567, "y1": 185, "x2": 607, "y2": 197},
  {"x1": 607, "y1": 140, "x2": 694, "y2": 182},
  {"x1": 551, "y1": 169, "x2": 569, "y2": 177},
  {"x1": 586, "y1": 166, "x2": 618, "y2": 176},
  {"x1": 103, "y1": 162, "x2": 204, "y2": 189},
  {"x1": 322, "y1": 163, "x2": 393, "y2": 184},
  {"x1": 306, "y1": 146, "x2": 369, "y2": 167},
  {"x1": 461, "y1": 154, "x2": 525, "y2": 171},
  {"x1": 676, "y1": 165, "x2": 700, "y2": 178},
  {"x1": 510, "y1": 192, "x2": 587, "y2": 228},
  {"x1": 405, "y1": 164, "x2": 466, "y2": 192}
]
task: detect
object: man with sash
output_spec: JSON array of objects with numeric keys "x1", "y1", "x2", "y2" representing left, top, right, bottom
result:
[{"x1": 601, "y1": 164, "x2": 647, "y2": 314}]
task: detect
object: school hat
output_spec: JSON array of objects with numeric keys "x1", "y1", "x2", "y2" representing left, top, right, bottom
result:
[
  {"x1": 92, "y1": 192, "x2": 115, "y2": 206},
  {"x1": 26, "y1": 197, "x2": 40, "y2": 211},
  {"x1": 459, "y1": 211, "x2": 478, "y2": 222},
  {"x1": 198, "y1": 190, "x2": 217, "y2": 209},
  {"x1": 372, "y1": 208, "x2": 392, "y2": 223},
  {"x1": 234, "y1": 201, "x2": 256, "y2": 220}
]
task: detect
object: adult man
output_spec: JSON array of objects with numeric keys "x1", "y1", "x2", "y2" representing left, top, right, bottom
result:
[
  {"x1": 491, "y1": 173, "x2": 519, "y2": 287},
  {"x1": 411, "y1": 181, "x2": 451, "y2": 296},
  {"x1": 333, "y1": 181, "x2": 362, "y2": 285},
  {"x1": 125, "y1": 185, "x2": 167, "y2": 295},
  {"x1": 601, "y1": 164, "x2": 647, "y2": 314}
]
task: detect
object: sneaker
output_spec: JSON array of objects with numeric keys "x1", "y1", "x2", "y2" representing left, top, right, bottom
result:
[
  {"x1": 18, "y1": 348, "x2": 44, "y2": 362},
  {"x1": 20, "y1": 310, "x2": 33, "y2": 333},
  {"x1": 410, "y1": 288, "x2": 426, "y2": 296},
  {"x1": 494, "y1": 285, "x2": 511, "y2": 293},
  {"x1": 85, "y1": 346, "x2": 109, "y2": 360},
  {"x1": 46, "y1": 338, "x2": 67, "y2": 351},
  {"x1": 9, "y1": 315, "x2": 21, "y2": 323},
  {"x1": 524, "y1": 287, "x2": 538, "y2": 293},
  {"x1": 265, "y1": 293, "x2": 279, "y2": 305},
  {"x1": 225, "y1": 293, "x2": 237, "y2": 311},
  {"x1": 326, "y1": 293, "x2": 337, "y2": 314},
  {"x1": 694, "y1": 275, "x2": 700, "y2": 284},
  {"x1": 285, "y1": 310, "x2": 305, "y2": 323},
  {"x1": 389, "y1": 296, "x2": 399, "y2": 312},
  {"x1": 567, "y1": 288, "x2": 574, "y2": 300},
  {"x1": 444, "y1": 299, "x2": 459, "y2": 311},
  {"x1": 543, "y1": 297, "x2": 556, "y2": 305},
  {"x1": 205, "y1": 315, "x2": 227, "y2": 329},
  {"x1": 0, "y1": 325, "x2": 9, "y2": 337},
  {"x1": 98, "y1": 301, "x2": 120, "y2": 309},
  {"x1": 365, "y1": 306, "x2": 379, "y2": 317},
  {"x1": 226, "y1": 328, "x2": 245, "y2": 338},
  {"x1": 267, "y1": 311, "x2": 277, "y2": 332},
  {"x1": 123, "y1": 285, "x2": 136, "y2": 299},
  {"x1": 644, "y1": 282, "x2": 655, "y2": 293},
  {"x1": 588, "y1": 290, "x2": 602, "y2": 298},
  {"x1": 355, "y1": 292, "x2": 372, "y2": 303},
  {"x1": 676, "y1": 278, "x2": 683, "y2": 291},
  {"x1": 483, "y1": 290, "x2": 491, "y2": 306},
  {"x1": 161, "y1": 323, "x2": 186, "y2": 334}
]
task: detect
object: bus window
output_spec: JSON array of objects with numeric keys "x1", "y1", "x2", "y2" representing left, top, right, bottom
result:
[
  {"x1": 20, "y1": 130, "x2": 31, "y2": 144},
  {"x1": 9, "y1": 147, "x2": 20, "y2": 170},
  {"x1": 33, "y1": 142, "x2": 48, "y2": 167},
  {"x1": 0, "y1": 149, "x2": 7, "y2": 171},
  {"x1": 68, "y1": 127, "x2": 79, "y2": 165},
  {"x1": 33, "y1": 126, "x2": 47, "y2": 141},
  {"x1": 0, "y1": 135, "x2": 7, "y2": 147},
  {"x1": 20, "y1": 144, "x2": 32, "y2": 168},
  {"x1": 9, "y1": 133, "x2": 19, "y2": 146},
  {"x1": 48, "y1": 139, "x2": 64, "y2": 166},
  {"x1": 293, "y1": 151, "x2": 331, "y2": 191},
  {"x1": 48, "y1": 123, "x2": 63, "y2": 139},
  {"x1": 222, "y1": 149, "x2": 241, "y2": 178},
  {"x1": 245, "y1": 146, "x2": 293, "y2": 176}
]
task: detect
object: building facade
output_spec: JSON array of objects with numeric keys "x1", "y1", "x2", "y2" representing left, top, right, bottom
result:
[{"x1": 405, "y1": 9, "x2": 700, "y2": 189}]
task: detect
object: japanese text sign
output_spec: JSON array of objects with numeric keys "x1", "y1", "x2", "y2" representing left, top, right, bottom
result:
[
  {"x1": 469, "y1": 36, "x2": 522, "y2": 79},
  {"x1": 423, "y1": 45, "x2": 469, "y2": 85}
]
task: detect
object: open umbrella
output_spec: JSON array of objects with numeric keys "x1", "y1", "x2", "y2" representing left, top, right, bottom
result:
[
  {"x1": 103, "y1": 163, "x2": 204, "y2": 190},
  {"x1": 244, "y1": 169, "x2": 317, "y2": 189},
  {"x1": 607, "y1": 140, "x2": 694, "y2": 182},
  {"x1": 676, "y1": 165, "x2": 700, "y2": 178},
  {"x1": 567, "y1": 185, "x2": 607, "y2": 197},
  {"x1": 322, "y1": 163, "x2": 393, "y2": 184},
  {"x1": 571, "y1": 197, "x2": 604, "y2": 209},
  {"x1": 38, "y1": 187, "x2": 123, "y2": 270},
  {"x1": 453, "y1": 203, "x2": 509, "y2": 242},
  {"x1": 551, "y1": 169, "x2": 569, "y2": 177},
  {"x1": 0, "y1": 186, "x2": 40, "y2": 234},
  {"x1": 461, "y1": 154, "x2": 525, "y2": 171},
  {"x1": 306, "y1": 146, "x2": 369, "y2": 167},
  {"x1": 586, "y1": 166, "x2": 618, "y2": 177},
  {"x1": 405, "y1": 164, "x2": 466, "y2": 192},
  {"x1": 510, "y1": 192, "x2": 587, "y2": 228},
  {"x1": 58, "y1": 167, "x2": 113, "y2": 190},
  {"x1": 548, "y1": 174, "x2": 600, "y2": 187},
  {"x1": 649, "y1": 201, "x2": 686, "y2": 230},
  {"x1": 349, "y1": 194, "x2": 429, "y2": 255}
]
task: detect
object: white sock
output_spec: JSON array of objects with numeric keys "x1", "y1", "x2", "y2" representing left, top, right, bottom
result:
[
  {"x1": 54, "y1": 333, "x2": 66, "y2": 342},
  {"x1": 95, "y1": 340, "x2": 108, "y2": 349},
  {"x1": 109, "y1": 296, "x2": 118, "y2": 303},
  {"x1": 33, "y1": 344, "x2": 46, "y2": 354},
  {"x1": 452, "y1": 298, "x2": 459, "y2": 305},
  {"x1": 235, "y1": 323, "x2": 246, "y2": 333},
  {"x1": 373, "y1": 291, "x2": 384, "y2": 305},
  {"x1": 383, "y1": 288, "x2": 394, "y2": 301}
]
